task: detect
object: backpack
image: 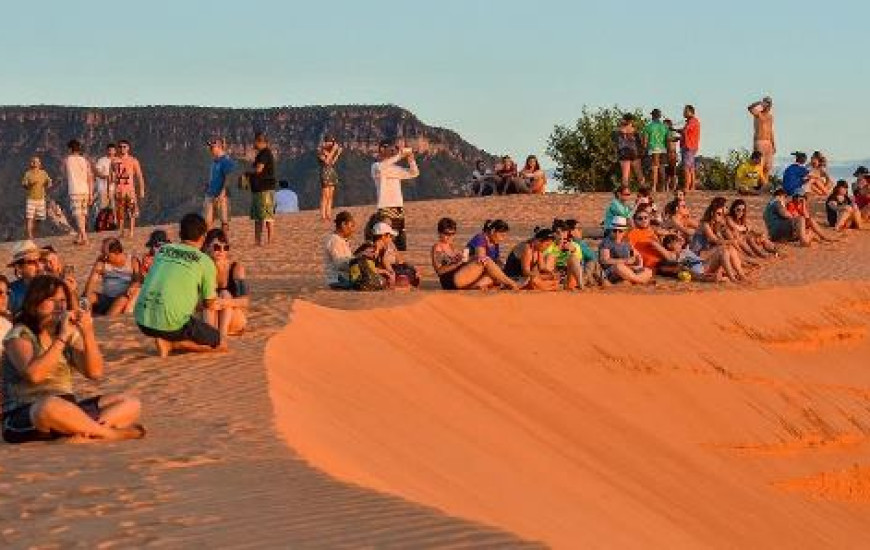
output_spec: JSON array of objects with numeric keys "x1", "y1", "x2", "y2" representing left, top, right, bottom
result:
[
  {"x1": 95, "y1": 207, "x2": 118, "y2": 232},
  {"x1": 348, "y1": 256, "x2": 386, "y2": 291}
]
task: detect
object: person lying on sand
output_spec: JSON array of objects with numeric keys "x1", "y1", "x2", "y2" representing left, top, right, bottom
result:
[
  {"x1": 82, "y1": 237, "x2": 142, "y2": 317},
  {"x1": 431, "y1": 217, "x2": 518, "y2": 290},
  {"x1": 826, "y1": 181, "x2": 863, "y2": 232},
  {"x1": 2, "y1": 275, "x2": 144, "y2": 444},
  {"x1": 503, "y1": 228, "x2": 561, "y2": 291},
  {"x1": 598, "y1": 216, "x2": 653, "y2": 285},
  {"x1": 134, "y1": 213, "x2": 225, "y2": 357},
  {"x1": 725, "y1": 199, "x2": 778, "y2": 259},
  {"x1": 203, "y1": 229, "x2": 249, "y2": 339},
  {"x1": 690, "y1": 197, "x2": 750, "y2": 282}
]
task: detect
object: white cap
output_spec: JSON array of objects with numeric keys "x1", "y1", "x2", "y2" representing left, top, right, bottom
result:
[
  {"x1": 609, "y1": 216, "x2": 629, "y2": 230},
  {"x1": 372, "y1": 222, "x2": 398, "y2": 237}
]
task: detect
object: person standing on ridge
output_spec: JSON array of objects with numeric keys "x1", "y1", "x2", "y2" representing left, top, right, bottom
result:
[
  {"x1": 318, "y1": 135, "x2": 342, "y2": 222},
  {"x1": 112, "y1": 140, "x2": 146, "y2": 238},
  {"x1": 246, "y1": 132, "x2": 277, "y2": 246},
  {"x1": 748, "y1": 96, "x2": 775, "y2": 188},
  {"x1": 678, "y1": 105, "x2": 701, "y2": 191},
  {"x1": 203, "y1": 139, "x2": 236, "y2": 233},
  {"x1": 63, "y1": 140, "x2": 94, "y2": 245},
  {"x1": 93, "y1": 143, "x2": 117, "y2": 224},
  {"x1": 371, "y1": 139, "x2": 420, "y2": 251},
  {"x1": 642, "y1": 109, "x2": 669, "y2": 192},
  {"x1": 21, "y1": 156, "x2": 53, "y2": 240}
]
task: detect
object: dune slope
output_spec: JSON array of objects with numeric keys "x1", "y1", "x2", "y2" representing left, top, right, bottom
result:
[{"x1": 267, "y1": 283, "x2": 870, "y2": 549}]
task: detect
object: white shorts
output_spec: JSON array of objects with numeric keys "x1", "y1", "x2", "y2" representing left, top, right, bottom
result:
[
  {"x1": 26, "y1": 199, "x2": 46, "y2": 221},
  {"x1": 69, "y1": 194, "x2": 89, "y2": 220}
]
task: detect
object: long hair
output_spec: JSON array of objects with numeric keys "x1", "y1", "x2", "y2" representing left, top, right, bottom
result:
[
  {"x1": 700, "y1": 197, "x2": 728, "y2": 224},
  {"x1": 728, "y1": 199, "x2": 748, "y2": 224},
  {"x1": 524, "y1": 155, "x2": 540, "y2": 171},
  {"x1": 482, "y1": 219, "x2": 509, "y2": 234},
  {"x1": 14, "y1": 275, "x2": 73, "y2": 336},
  {"x1": 0, "y1": 274, "x2": 10, "y2": 320}
]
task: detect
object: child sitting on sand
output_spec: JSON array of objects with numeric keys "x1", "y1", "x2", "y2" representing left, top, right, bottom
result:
[{"x1": 2, "y1": 275, "x2": 144, "y2": 443}]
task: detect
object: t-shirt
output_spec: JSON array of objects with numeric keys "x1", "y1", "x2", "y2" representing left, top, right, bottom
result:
[
  {"x1": 782, "y1": 163, "x2": 809, "y2": 196},
  {"x1": 786, "y1": 200, "x2": 808, "y2": 218},
  {"x1": 64, "y1": 155, "x2": 92, "y2": 196},
  {"x1": 323, "y1": 233, "x2": 352, "y2": 285},
  {"x1": 1, "y1": 325, "x2": 79, "y2": 414},
  {"x1": 275, "y1": 189, "x2": 299, "y2": 213},
  {"x1": 113, "y1": 156, "x2": 142, "y2": 196},
  {"x1": 467, "y1": 233, "x2": 500, "y2": 262},
  {"x1": 627, "y1": 227, "x2": 663, "y2": 270},
  {"x1": 598, "y1": 236, "x2": 634, "y2": 262},
  {"x1": 371, "y1": 154, "x2": 420, "y2": 208},
  {"x1": 134, "y1": 243, "x2": 217, "y2": 332},
  {"x1": 681, "y1": 117, "x2": 701, "y2": 150},
  {"x1": 8, "y1": 279, "x2": 29, "y2": 316},
  {"x1": 207, "y1": 154, "x2": 236, "y2": 197},
  {"x1": 735, "y1": 161, "x2": 764, "y2": 192},
  {"x1": 826, "y1": 195, "x2": 853, "y2": 227},
  {"x1": 22, "y1": 168, "x2": 52, "y2": 200},
  {"x1": 603, "y1": 198, "x2": 633, "y2": 229},
  {"x1": 250, "y1": 148, "x2": 276, "y2": 193},
  {"x1": 642, "y1": 121, "x2": 669, "y2": 153},
  {"x1": 543, "y1": 242, "x2": 583, "y2": 268},
  {"x1": 94, "y1": 156, "x2": 113, "y2": 193}
]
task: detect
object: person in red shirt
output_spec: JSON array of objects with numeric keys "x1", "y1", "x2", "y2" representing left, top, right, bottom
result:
[
  {"x1": 786, "y1": 194, "x2": 834, "y2": 243},
  {"x1": 679, "y1": 105, "x2": 701, "y2": 191}
]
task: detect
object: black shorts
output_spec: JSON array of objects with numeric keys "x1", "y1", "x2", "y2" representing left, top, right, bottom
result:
[
  {"x1": 618, "y1": 148, "x2": 638, "y2": 162},
  {"x1": 2, "y1": 395, "x2": 101, "y2": 444},
  {"x1": 91, "y1": 293, "x2": 115, "y2": 316},
  {"x1": 138, "y1": 316, "x2": 221, "y2": 348}
]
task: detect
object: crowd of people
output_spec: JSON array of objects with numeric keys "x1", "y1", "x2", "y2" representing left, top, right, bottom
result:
[{"x1": 469, "y1": 155, "x2": 548, "y2": 196}]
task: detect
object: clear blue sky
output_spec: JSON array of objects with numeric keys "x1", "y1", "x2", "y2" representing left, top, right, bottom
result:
[{"x1": 1, "y1": 0, "x2": 866, "y2": 167}]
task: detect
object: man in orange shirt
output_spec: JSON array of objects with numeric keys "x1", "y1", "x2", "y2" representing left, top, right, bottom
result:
[
  {"x1": 627, "y1": 205, "x2": 672, "y2": 273},
  {"x1": 679, "y1": 105, "x2": 701, "y2": 191}
]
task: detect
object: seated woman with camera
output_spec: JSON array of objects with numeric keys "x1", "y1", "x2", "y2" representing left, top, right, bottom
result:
[{"x1": 82, "y1": 237, "x2": 142, "y2": 316}]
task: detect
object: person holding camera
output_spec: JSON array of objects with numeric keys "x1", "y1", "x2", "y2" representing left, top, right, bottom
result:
[
  {"x1": 371, "y1": 139, "x2": 419, "y2": 252},
  {"x1": 82, "y1": 237, "x2": 141, "y2": 316},
  {"x1": 318, "y1": 135, "x2": 342, "y2": 222},
  {"x1": 2, "y1": 275, "x2": 144, "y2": 444}
]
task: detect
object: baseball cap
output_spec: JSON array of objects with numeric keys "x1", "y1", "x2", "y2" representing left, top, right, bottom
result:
[
  {"x1": 609, "y1": 216, "x2": 629, "y2": 230},
  {"x1": 371, "y1": 222, "x2": 398, "y2": 237}
]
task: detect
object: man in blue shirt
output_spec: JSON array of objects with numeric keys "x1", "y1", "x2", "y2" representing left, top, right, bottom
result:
[
  {"x1": 782, "y1": 151, "x2": 809, "y2": 196},
  {"x1": 203, "y1": 139, "x2": 236, "y2": 232}
]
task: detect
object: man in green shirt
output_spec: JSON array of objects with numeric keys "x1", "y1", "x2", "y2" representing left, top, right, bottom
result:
[
  {"x1": 641, "y1": 109, "x2": 669, "y2": 193},
  {"x1": 21, "y1": 156, "x2": 53, "y2": 239},
  {"x1": 135, "y1": 213, "x2": 224, "y2": 357}
]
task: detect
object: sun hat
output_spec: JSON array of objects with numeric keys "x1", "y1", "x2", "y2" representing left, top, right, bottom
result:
[
  {"x1": 609, "y1": 216, "x2": 629, "y2": 230},
  {"x1": 371, "y1": 222, "x2": 398, "y2": 237},
  {"x1": 8, "y1": 240, "x2": 40, "y2": 267},
  {"x1": 145, "y1": 229, "x2": 170, "y2": 248}
]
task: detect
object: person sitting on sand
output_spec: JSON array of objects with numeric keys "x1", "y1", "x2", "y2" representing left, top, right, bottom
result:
[
  {"x1": 544, "y1": 219, "x2": 586, "y2": 289},
  {"x1": 627, "y1": 205, "x2": 673, "y2": 275},
  {"x1": 565, "y1": 219, "x2": 601, "y2": 286},
  {"x1": 470, "y1": 160, "x2": 497, "y2": 196},
  {"x1": 324, "y1": 211, "x2": 356, "y2": 290},
  {"x1": 808, "y1": 151, "x2": 834, "y2": 197},
  {"x1": 495, "y1": 156, "x2": 526, "y2": 194},
  {"x1": 633, "y1": 186, "x2": 663, "y2": 227},
  {"x1": 504, "y1": 228, "x2": 560, "y2": 290},
  {"x1": 735, "y1": 151, "x2": 766, "y2": 195},
  {"x1": 2, "y1": 275, "x2": 144, "y2": 444},
  {"x1": 141, "y1": 229, "x2": 170, "y2": 278},
  {"x1": 604, "y1": 185, "x2": 634, "y2": 231},
  {"x1": 764, "y1": 188, "x2": 813, "y2": 246},
  {"x1": 134, "y1": 213, "x2": 223, "y2": 357},
  {"x1": 520, "y1": 155, "x2": 547, "y2": 194},
  {"x1": 725, "y1": 199, "x2": 778, "y2": 259},
  {"x1": 786, "y1": 193, "x2": 834, "y2": 243},
  {"x1": 467, "y1": 219, "x2": 511, "y2": 267},
  {"x1": 782, "y1": 152, "x2": 811, "y2": 196},
  {"x1": 82, "y1": 237, "x2": 142, "y2": 316},
  {"x1": 598, "y1": 216, "x2": 653, "y2": 285},
  {"x1": 660, "y1": 233, "x2": 723, "y2": 282},
  {"x1": 853, "y1": 168, "x2": 870, "y2": 220},
  {"x1": 690, "y1": 198, "x2": 750, "y2": 282},
  {"x1": 203, "y1": 228, "x2": 249, "y2": 338},
  {"x1": 431, "y1": 217, "x2": 518, "y2": 290},
  {"x1": 372, "y1": 222, "x2": 420, "y2": 289},
  {"x1": 7, "y1": 240, "x2": 43, "y2": 316},
  {"x1": 0, "y1": 275, "x2": 12, "y2": 355},
  {"x1": 826, "y1": 180, "x2": 863, "y2": 231}
]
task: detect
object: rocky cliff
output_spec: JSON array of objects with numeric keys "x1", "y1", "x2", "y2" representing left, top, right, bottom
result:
[{"x1": 0, "y1": 105, "x2": 493, "y2": 240}]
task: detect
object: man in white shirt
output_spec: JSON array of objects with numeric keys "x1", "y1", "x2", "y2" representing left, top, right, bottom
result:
[
  {"x1": 63, "y1": 139, "x2": 94, "y2": 245},
  {"x1": 370, "y1": 139, "x2": 419, "y2": 251},
  {"x1": 323, "y1": 211, "x2": 356, "y2": 289},
  {"x1": 275, "y1": 180, "x2": 299, "y2": 213},
  {"x1": 94, "y1": 143, "x2": 116, "y2": 210}
]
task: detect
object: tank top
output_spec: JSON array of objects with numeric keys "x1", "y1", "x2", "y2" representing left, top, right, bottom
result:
[{"x1": 102, "y1": 256, "x2": 134, "y2": 298}]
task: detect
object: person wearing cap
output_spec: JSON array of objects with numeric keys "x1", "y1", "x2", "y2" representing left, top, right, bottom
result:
[
  {"x1": 371, "y1": 139, "x2": 420, "y2": 252},
  {"x1": 21, "y1": 156, "x2": 53, "y2": 240},
  {"x1": 598, "y1": 216, "x2": 653, "y2": 285},
  {"x1": 782, "y1": 152, "x2": 810, "y2": 196},
  {"x1": 503, "y1": 228, "x2": 560, "y2": 290},
  {"x1": 63, "y1": 139, "x2": 94, "y2": 245},
  {"x1": 7, "y1": 241, "x2": 43, "y2": 316},
  {"x1": 642, "y1": 109, "x2": 669, "y2": 192},
  {"x1": 246, "y1": 133, "x2": 277, "y2": 246},
  {"x1": 735, "y1": 151, "x2": 766, "y2": 194},
  {"x1": 324, "y1": 211, "x2": 356, "y2": 289},
  {"x1": 83, "y1": 237, "x2": 142, "y2": 316},
  {"x1": 141, "y1": 229, "x2": 170, "y2": 278},
  {"x1": 678, "y1": 105, "x2": 701, "y2": 191},
  {"x1": 203, "y1": 139, "x2": 236, "y2": 234},
  {"x1": 318, "y1": 135, "x2": 343, "y2": 221},
  {"x1": 748, "y1": 97, "x2": 775, "y2": 186},
  {"x1": 371, "y1": 221, "x2": 420, "y2": 288}
]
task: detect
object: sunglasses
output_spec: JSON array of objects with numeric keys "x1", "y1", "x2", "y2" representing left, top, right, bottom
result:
[
  {"x1": 211, "y1": 243, "x2": 230, "y2": 252},
  {"x1": 17, "y1": 259, "x2": 39, "y2": 267},
  {"x1": 441, "y1": 231, "x2": 456, "y2": 236},
  {"x1": 635, "y1": 216, "x2": 650, "y2": 221},
  {"x1": 613, "y1": 228, "x2": 626, "y2": 233}
]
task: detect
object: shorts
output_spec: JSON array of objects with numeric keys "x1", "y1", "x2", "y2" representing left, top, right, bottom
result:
[
  {"x1": 91, "y1": 293, "x2": 116, "y2": 316},
  {"x1": 204, "y1": 194, "x2": 230, "y2": 226},
  {"x1": 26, "y1": 198, "x2": 46, "y2": 221},
  {"x1": 618, "y1": 148, "x2": 639, "y2": 162},
  {"x1": 2, "y1": 394, "x2": 101, "y2": 444},
  {"x1": 320, "y1": 166, "x2": 339, "y2": 189},
  {"x1": 648, "y1": 149, "x2": 667, "y2": 157},
  {"x1": 754, "y1": 140, "x2": 775, "y2": 175},
  {"x1": 116, "y1": 192, "x2": 139, "y2": 219},
  {"x1": 768, "y1": 219, "x2": 798, "y2": 243},
  {"x1": 250, "y1": 190, "x2": 276, "y2": 222},
  {"x1": 681, "y1": 148, "x2": 698, "y2": 169},
  {"x1": 69, "y1": 194, "x2": 89, "y2": 220},
  {"x1": 138, "y1": 316, "x2": 221, "y2": 348}
]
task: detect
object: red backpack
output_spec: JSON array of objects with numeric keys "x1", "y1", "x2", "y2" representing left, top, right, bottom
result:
[{"x1": 95, "y1": 207, "x2": 118, "y2": 232}]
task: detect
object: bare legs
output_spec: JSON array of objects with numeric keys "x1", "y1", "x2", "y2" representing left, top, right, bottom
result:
[
  {"x1": 452, "y1": 259, "x2": 520, "y2": 290},
  {"x1": 254, "y1": 221, "x2": 274, "y2": 246},
  {"x1": 620, "y1": 160, "x2": 646, "y2": 186},
  {"x1": 611, "y1": 264, "x2": 653, "y2": 284},
  {"x1": 31, "y1": 394, "x2": 143, "y2": 441},
  {"x1": 320, "y1": 186, "x2": 335, "y2": 221}
]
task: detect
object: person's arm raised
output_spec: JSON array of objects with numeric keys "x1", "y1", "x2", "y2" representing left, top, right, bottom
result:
[
  {"x1": 69, "y1": 311, "x2": 104, "y2": 380},
  {"x1": 5, "y1": 332, "x2": 68, "y2": 385}
]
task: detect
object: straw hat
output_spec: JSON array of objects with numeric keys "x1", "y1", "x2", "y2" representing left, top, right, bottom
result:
[{"x1": 7, "y1": 240, "x2": 40, "y2": 267}]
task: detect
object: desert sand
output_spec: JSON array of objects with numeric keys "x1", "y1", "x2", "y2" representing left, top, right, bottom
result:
[{"x1": 2, "y1": 192, "x2": 870, "y2": 549}]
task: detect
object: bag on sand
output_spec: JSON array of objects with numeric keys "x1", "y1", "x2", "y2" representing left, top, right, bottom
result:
[
  {"x1": 95, "y1": 207, "x2": 118, "y2": 232},
  {"x1": 348, "y1": 257, "x2": 386, "y2": 291}
]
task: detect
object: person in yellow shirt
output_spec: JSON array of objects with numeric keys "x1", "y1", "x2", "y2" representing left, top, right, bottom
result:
[
  {"x1": 735, "y1": 151, "x2": 765, "y2": 195},
  {"x1": 21, "y1": 156, "x2": 53, "y2": 239}
]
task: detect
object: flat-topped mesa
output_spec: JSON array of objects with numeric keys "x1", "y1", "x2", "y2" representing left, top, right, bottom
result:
[{"x1": 0, "y1": 105, "x2": 495, "y2": 241}]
